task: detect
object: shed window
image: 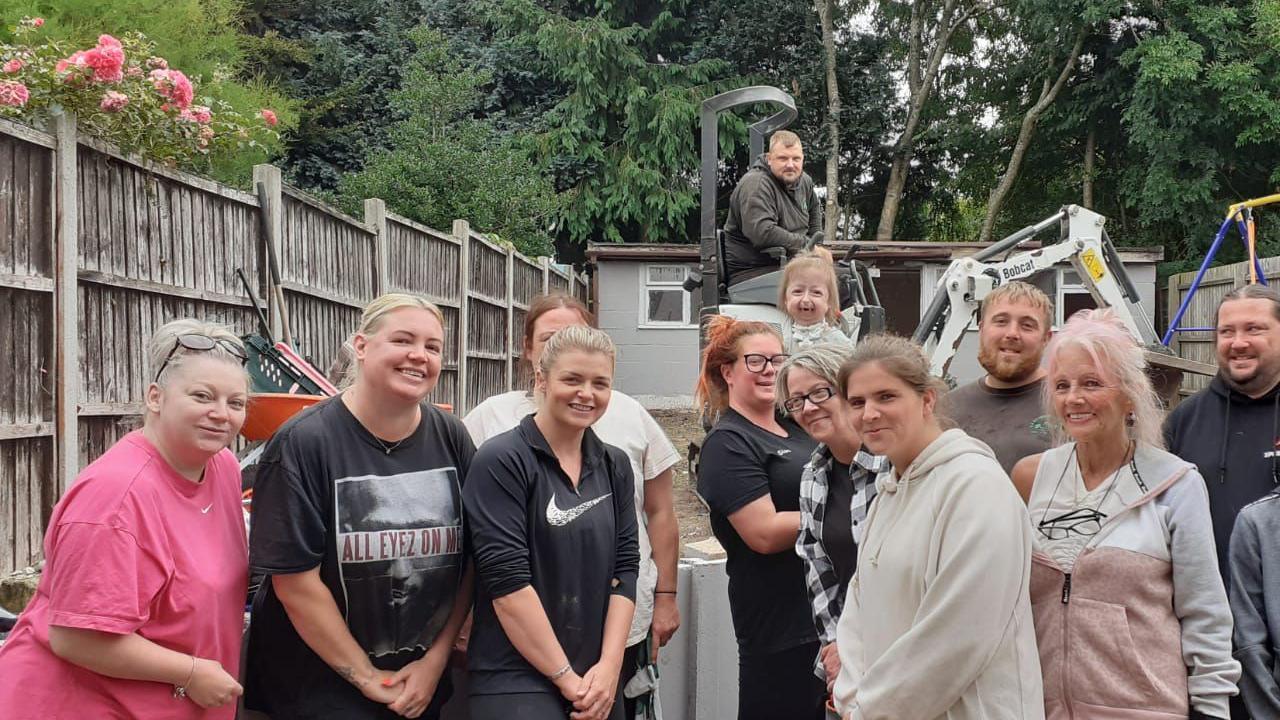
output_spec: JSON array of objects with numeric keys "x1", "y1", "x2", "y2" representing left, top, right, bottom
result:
[{"x1": 641, "y1": 264, "x2": 694, "y2": 326}]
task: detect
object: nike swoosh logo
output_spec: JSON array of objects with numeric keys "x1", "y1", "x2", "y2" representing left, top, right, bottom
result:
[
  {"x1": 201, "y1": 503, "x2": 213, "y2": 514},
  {"x1": 545, "y1": 493, "x2": 612, "y2": 527}
]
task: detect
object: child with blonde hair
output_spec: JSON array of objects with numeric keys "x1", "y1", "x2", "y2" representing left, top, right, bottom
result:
[{"x1": 778, "y1": 249, "x2": 851, "y2": 352}]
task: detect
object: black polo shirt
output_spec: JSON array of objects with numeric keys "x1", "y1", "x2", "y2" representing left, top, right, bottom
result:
[{"x1": 463, "y1": 414, "x2": 639, "y2": 696}]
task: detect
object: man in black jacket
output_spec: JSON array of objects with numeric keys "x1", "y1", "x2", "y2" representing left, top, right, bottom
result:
[
  {"x1": 1165, "y1": 285, "x2": 1280, "y2": 590},
  {"x1": 723, "y1": 130, "x2": 822, "y2": 285}
]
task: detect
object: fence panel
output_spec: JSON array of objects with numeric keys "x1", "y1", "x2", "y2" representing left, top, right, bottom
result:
[
  {"x1": 75, "y1": 143, "x2": 261, "y2": 465},
  {"x1": 278, "y1": 189, "x2": 376, "y2": 372},
  {"x1": 465, "y1": 234, "x2": 510, "y2": 414},
  {"x1": 0, "y1": 122, "x2": 56, "y2": 575},
  {"x1": 386, "y1": 214, "x2": 463, "y2": 409}
]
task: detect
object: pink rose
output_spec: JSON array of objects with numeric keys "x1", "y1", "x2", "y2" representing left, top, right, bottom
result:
[
  {"x1": 56, "y1": 50, "x2": 87, "y2": 75},
  {"x1": 260, "y1": 109, "x2": 278, "y2": 127},
  {"x1": 99, "y1": 91, "x2": 129, "y2": 112},
  {"x1": 146, "y1": 56, "x2": 168, "y2": 70},
  {"x1": 150, "y1": 68, "x2": 194, "y2": 110},
  {"x1": 125, "y1": 65, "x2": 142, "y2": 78},
  {"x1": 178, "y1": 106, "x2": 211, "y2": 124},
  {"x1": 3, "y1": 59, "x2": 23, "y2": 74},
  {"x1": 0, "y1": 81, "x2": 30, "y2": 107},
  {"x1": 31, "y1": 18, "x2": 44, "y2": 28},
  {"x1": 84, "y1": 35, "x2": 125, "y2": 83}
]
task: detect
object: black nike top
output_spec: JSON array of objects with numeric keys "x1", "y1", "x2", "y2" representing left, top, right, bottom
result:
[{"x1": 463, "y1": 414, "x2": 639, "y2": 696}]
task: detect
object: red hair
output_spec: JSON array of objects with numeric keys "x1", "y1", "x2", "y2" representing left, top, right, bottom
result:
[{"x1": 694, "y1": 315, "x2": 781, "y2": 424}]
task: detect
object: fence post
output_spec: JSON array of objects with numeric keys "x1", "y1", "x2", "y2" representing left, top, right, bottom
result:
[
  {"x1": 252, "y1": 164, "x2": 284, "y2": 341},
  {"x1": 365, "y1": 198, "x2": 388, "y2": 296},
  {"x1": 540, "y1": 256, "x2": 550, "y2": 293},
  {"x1": 453, "y1": 219, "x2": 471, "y2": 414},
  {"x1": 53, "y1": 111, "x2": 79, "y2": 492},
  {"x1": 505, "y1": 245, "x2": 515, "y2": 392},
  {"x1": 1165, "y1": 274, "x2": 1181, "y2": 360}
]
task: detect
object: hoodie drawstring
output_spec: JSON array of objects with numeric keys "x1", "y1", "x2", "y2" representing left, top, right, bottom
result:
[
  {"x1": 1272, "y1": 392, "x2": 1278, "y2": 484},
  {"x1": 1218, "y1": 392, "x2": 1232, "y2": 484}
]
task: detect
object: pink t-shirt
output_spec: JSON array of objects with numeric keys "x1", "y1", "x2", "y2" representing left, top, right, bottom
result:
[{"x1": 0, "y1": 431, "x2": 248, "y2": 719}]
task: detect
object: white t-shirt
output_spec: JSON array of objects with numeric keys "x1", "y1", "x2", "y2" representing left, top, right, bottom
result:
[{"x1": 463, "y1": 389, "x2": 680, "y2": 646}]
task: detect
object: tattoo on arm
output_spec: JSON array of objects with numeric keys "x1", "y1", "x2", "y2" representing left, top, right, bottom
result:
[{"x1": 337, "y1": 665, "x2": 363, "y2": 687}]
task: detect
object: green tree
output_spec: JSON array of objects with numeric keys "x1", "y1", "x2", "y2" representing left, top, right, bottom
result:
[
  {"x1": 241, "y1": 0, "x2": 431, "y2": 191},
  {"x1": 493, "y1": 0, "x2": 734, "y2": 246},
  {"x1": 337, "y1": 27, "x2": 561, "y2": 258}
]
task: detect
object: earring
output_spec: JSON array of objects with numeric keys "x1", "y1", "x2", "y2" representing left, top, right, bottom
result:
[{"x1": 1125, "y1": 412, "x2": 1135, "y2": 427}]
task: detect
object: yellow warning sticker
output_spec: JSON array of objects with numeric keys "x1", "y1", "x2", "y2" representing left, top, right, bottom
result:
[{"x1": 1081, "y1": 248, "x2": 1106, "y2": 282}]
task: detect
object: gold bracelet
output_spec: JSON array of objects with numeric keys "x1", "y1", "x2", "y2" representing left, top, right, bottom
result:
[{"x1": 172, "y1": 655, "x2": 196, "y2": 700}]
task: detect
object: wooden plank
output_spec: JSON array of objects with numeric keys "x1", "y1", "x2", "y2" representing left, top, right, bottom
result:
[
  {"x1": 0, "y1": 116, "x2": 56, "y2": 148},
  {"x1": 0, "y1": 422, "x2": 54, "y2": 440},
  {"x1": 279, "y1": 280, "x2": 365, "y2": 309},
  {"x1": 77, "y1": 269, "x2": 254, "y2": 308},
  {"x1": 78, "y1": 402, "x2": 143, "y2": 416},
  {"x1": 455, "y1": 220, "x2": 471, "y2": 413},
  {"x1": 0, "y1": 272, "x2": 53, "y2": 292}
]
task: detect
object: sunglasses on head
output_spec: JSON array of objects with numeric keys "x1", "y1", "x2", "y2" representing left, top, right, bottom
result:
[{"x1": 153, "y1": 334, "x2": 248, "y2": 383}]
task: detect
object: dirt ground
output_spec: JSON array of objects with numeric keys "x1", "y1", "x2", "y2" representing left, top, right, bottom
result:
[{"x1": 650, "y1": 409, "x2": 713, "y2": 549}]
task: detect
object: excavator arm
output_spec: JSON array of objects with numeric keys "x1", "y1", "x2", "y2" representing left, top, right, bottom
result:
[{"x1": 913, "y1": 205, "x2": 1165, "y2": 378}]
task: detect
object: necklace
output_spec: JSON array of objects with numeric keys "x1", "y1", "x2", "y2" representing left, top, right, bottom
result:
[{"x1": 372, "y1": 435, "x2": 407, "y2": 455}]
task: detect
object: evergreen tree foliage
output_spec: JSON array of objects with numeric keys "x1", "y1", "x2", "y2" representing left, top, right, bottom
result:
[{"x1": 336, "y1": 27, "x2": 561, "y2": 258}]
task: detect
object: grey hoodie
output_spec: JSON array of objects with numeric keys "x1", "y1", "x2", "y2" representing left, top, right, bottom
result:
[
  {"x1": 723, "y1": 153, "x2": 822, "y2": 281},
  {"x1": 1229, "y1": 492, "x2": 1280, "y2": 717}
]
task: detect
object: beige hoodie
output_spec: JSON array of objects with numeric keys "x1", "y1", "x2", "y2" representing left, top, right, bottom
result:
[{"x1": 833, "y1": 429, "x2": 1045, "y2": 720}]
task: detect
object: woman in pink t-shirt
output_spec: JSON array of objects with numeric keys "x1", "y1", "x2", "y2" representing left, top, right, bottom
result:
[{"x1": 0, "y1": 318, "x2": 251, "y2": 719}]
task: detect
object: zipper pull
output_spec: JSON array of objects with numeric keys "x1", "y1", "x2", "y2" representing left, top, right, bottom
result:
[{"x1": 1061, "y1": 574, "x2": 1072, "y2": 604}]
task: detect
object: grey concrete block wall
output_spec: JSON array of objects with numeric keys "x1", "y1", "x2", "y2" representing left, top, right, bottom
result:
[{"x1": 596, "y1": 262, "x2": 701, "y2": 400}]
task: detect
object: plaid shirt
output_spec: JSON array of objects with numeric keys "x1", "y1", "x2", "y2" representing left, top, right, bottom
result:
[{"x1": 796, "y1": 443, "x2": 887, "y2": 678}]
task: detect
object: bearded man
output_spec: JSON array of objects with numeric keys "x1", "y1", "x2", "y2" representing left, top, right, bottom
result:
[{"x1": 943, "y1": 281, "x2": 1055, "y2": 474}]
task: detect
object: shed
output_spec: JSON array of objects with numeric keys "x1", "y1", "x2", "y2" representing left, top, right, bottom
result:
[{"x1": 586, "y1": 241, "x2": 1165, "y2": 407}]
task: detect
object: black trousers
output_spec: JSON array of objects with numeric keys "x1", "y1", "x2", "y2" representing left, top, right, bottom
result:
[
  {"x1": 737, "y1": 641, "x2": 826, "y2": 720},
  {"x1": 469, "y1": 690, "x2": 625, "y2": 720}
]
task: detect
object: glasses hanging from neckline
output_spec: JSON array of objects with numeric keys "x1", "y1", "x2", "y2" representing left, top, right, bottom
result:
[{"x1": 153, "y1": 334, "x2": 248, "y2": 383}]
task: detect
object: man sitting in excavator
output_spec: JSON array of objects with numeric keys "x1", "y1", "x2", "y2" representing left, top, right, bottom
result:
[{"x1": 723, "y1": 130, "x2": 824, "y2": 285}]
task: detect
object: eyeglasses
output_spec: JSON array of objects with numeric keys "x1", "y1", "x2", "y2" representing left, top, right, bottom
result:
[
  {"x1": 783, "y1": 385, "x2": 836, "y2": 414},
  {"x1": 153, "y1": 334, "x2": 248, "y2": 383},
  {"x1": 1036, "y1": 507, "x2": 1107, "y2": 540},
  {"x1": 741, "y1": 353, "x2": 789, "y2": 373}
]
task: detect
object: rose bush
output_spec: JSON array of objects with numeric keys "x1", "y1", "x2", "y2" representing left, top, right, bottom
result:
[{"x1": 0, "y1": 16, "x2": 280, "y2": 169}]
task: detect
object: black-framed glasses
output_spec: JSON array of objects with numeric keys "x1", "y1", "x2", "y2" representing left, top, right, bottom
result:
[
  {"x1": 783, "y1": 385, "x2": 836, "y2": 414},
  {"x1": 153, "y1": 334, "x2": 248, "y2": 383},
  {"x1": 1036, "y1": 507, "x2": 1107, "y2": 540},
  {"x1": 741, "y1": 353, "x2": 789, "y2": 373}
]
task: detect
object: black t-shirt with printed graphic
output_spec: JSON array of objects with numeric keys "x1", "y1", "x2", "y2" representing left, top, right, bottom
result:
[
  {"x1": 245, "y1": 396, "x2": 475, "y2": 719},
  {"x1": 697, "y1": 408, "x2": 818, "y2": 657}
]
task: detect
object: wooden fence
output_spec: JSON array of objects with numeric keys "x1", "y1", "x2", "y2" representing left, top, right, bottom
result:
[
  {"x1": 1165, "y1": 256, "x2": 1280, "y2": 395},
  {"x1": 0, "y1": 113, "x2": 586, "y2": 575}
]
